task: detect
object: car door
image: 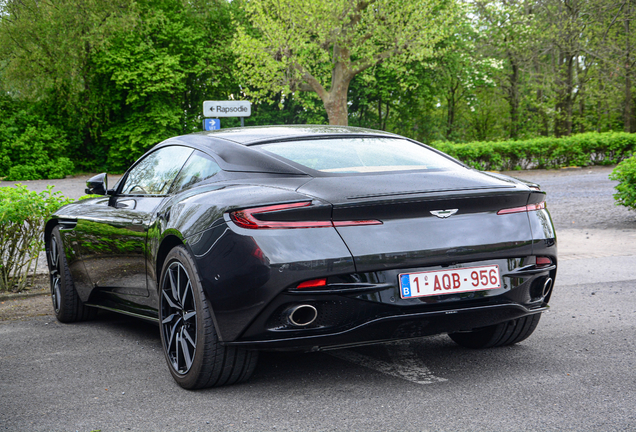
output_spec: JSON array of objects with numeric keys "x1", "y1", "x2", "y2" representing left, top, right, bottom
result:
[{"x1": 74, "y1": 145, "x2": 194, "y2": 299}]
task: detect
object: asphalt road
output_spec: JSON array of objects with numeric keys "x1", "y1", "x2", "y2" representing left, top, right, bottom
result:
[{"x1": 1, "y1": 166, "x2": 636, "y2": 431}]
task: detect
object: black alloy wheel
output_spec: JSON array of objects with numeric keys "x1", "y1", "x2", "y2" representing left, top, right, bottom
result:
[
  {"x1": 49, "y1": 233, "x2": 62, "y2": 315},
  {"x1": 159, "y1": 246, "x2": 258, "y2": 389},
  {"x1": 47, "y1": 226, "x2": 96, "y2": 322},
  {"x1": 161, "y1": 260, "x2": 198, "y2": 375}
]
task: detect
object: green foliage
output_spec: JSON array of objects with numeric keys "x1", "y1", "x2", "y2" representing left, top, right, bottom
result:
[
  {"x1": 609, "y1": 157, "x2": 636, "y2": 210},
  {"x1": 431, "y1": 132, "x2": 636, "y2": 171},
  {"x1": 0, "y1": 99, "x2": 76, "y2": 180},
  {"x1": 233, "y1": 0, "x2": 463, "y2": 124},
  {"x1": 90, "y1": 0, "x2": 240, "y2": 170},
  {"x1": 1, "y1": 0, "x2": 635, "y2": 168},
  {"x1": 0, "y1": 185, "x2": 73, "y2": 292}
]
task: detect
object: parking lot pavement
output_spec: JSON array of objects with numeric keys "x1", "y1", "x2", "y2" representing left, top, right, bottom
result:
[
  {"x1": 0, "y1": 173, "x2": 123, "y2": 200},
  {"x1": 1, "y1": 166, "x2": 636, "y2": 431}
]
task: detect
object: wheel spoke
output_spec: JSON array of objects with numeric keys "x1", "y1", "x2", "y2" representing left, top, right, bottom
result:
[
  {"x1": 181, "y1": 280, "x2": 191, "y2": 306},
  {"x1": 174, "y1": 332, "x2": 181, "y2": 369},
  {"x1": 183, "y1": 310, "x2": 196, "y2": 321},
  {"x1": 161, "y1": 313, "x2": 177, "y2": 324},
  {"x1": 50, "y1": 237, "x2": 59, "y2": 268},
  {"x1": 166, "y1": 317, "x2": 181, "y2": 352},
  {"x1": 177, "y1": 267, "x2": 181, "y2": 303},
  {"x1": 54, "y1": 282, "x2": 61, "y2": 307},
  {"x1": 179, "y1": 330, "x2": 193, "y2": 370},
  {"x1": 168, "y1": 268, "x2": 179, "y2": 306},
  {"x1": 162, "y1": 290, "x2": 179, "y2": 309},
  {"x1": 182, "y1": 327, "x2": 196, "y2": 347}
]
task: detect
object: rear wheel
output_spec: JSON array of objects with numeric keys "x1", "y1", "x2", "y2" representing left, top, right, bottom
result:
[
  {"x1": 159, "y1": 246, "x2": 258, "y2": 389},
  {"x1": 47, "y1": 227, "x2": 97, "y2": 323},
  {"x1": 448, "y1": 314, "x2": 541, "y2": 349}
]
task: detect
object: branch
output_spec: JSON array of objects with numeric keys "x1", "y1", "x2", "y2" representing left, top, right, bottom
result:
[
  {"x1": 293, "y1": 63, "x2": 328, "y2": 100},
  {"x1": 602, "y1": 0, "x2": 627, "y2": 43},
  {"x1": 349, "y1": 47, "x2": 402, "y2": 77},
  {"x1": 297, "y1": 82, "x2": 314, "y2": 92}
]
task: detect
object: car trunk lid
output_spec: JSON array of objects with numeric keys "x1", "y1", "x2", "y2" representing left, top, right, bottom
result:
[{"x1": 297, "y1": 169, "x2": 538, "y2": 272}]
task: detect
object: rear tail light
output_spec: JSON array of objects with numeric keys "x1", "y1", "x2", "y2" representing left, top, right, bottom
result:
[
  {"x1": 497, "y1": 200, "x2": 545, "y2": 215},
  {"x1": 229, "y1": 201, "x2": 382, "y2": 229}
]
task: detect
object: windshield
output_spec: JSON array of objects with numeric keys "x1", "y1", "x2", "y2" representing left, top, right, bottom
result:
[{"x1": 257, "y1": 138, "x2": 460, "y2": 173}]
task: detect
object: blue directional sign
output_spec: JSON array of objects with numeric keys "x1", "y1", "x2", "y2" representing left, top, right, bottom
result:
[{"x1": 204, "y1": 119, "x2": 221, "y2": 130}]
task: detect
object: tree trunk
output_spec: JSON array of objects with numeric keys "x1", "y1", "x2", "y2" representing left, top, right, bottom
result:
[
  {"x1": 555, "y1": 54, "x2": 574, "y2": 137},
  {"x1": 324, "y1": 85, "x2": 350, "y2": 125},
  {"x1": 446, "y1": 81, "x2": 458, "y2": 139},
  {"x1": 507, "y1": 56, "x2": 520, "y2": 140},
  {"x1": 624, "y1": 11, "x2": 634, "y2": 133},
  {"x1": 318, "y1": 46, "x2": 353, "y2": 126}
]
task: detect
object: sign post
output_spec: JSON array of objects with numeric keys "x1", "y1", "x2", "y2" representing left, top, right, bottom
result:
[
  {"x1": 203, "y1": 101, "x2": 251, "y2": 128},
  {"x1": 203, "y1": 119, "x2": 221, "y2": 131}
]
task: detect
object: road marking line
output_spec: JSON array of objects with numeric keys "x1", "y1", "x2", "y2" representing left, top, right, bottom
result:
[
  {"x1": 560, "y1": 253, "x2": 636, "y2": 261},
  {"x1": 329, "y1": 342, "x2": 447, "y2": 385}
]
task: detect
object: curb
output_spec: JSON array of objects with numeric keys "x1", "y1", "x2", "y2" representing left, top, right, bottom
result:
[{"x1": 0, "y1": 288, "x2": 49, "y2": 302}]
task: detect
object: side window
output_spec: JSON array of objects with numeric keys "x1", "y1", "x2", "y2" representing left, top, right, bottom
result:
[
  {"x1": 121, "y1": 146, "x2": 193, "y2": 195},
  {"x1": 170, "y1": 151, "x2": 221, "y2": 193}
]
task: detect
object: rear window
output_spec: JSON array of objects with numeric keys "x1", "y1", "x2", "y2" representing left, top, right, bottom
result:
[{"x1": 257, "y1": 138, "x2": 459, "y2": 173}]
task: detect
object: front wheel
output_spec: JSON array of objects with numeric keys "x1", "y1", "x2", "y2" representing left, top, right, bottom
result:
[
  {"x1": 159, "y1": 246, "x2": 258, "y2": 389},
  {"x1": 47, "y1": 227, "x2": 97, "y2": 323},
  {"x1": 448, "y1": 314, "x2": 541, "y2": 349}
]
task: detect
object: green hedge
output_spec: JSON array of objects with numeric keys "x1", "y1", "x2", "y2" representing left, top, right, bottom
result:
[
  {"x1": 609, "y1": 156, "x2": 636, "y2": 210},
  {"x1": 0, "y1": 124, "x2": 75, "y2": 181},
  {"x1": 0, "y1": 185, "x2": 72, "y2": 292},
  {"x1": 430, "y1": 132, "x2": 636, "y2": 171}
]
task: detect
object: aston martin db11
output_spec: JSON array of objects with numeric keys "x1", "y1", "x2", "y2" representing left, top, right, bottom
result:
[{"x1": 45, "y1": 125, "x2": 557, "y2": 389}]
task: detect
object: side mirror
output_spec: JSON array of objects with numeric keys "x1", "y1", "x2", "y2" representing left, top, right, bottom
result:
[{"x1": 85, "y1": 173, "x2": 110, "y2": 195}]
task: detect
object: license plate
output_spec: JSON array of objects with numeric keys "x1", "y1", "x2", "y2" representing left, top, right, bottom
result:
[{"x1": 399, "y1": 265, "x2": 501, "y2": 299}]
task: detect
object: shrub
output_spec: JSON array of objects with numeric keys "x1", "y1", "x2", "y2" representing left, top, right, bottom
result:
[
  {"x1": 430, "y1": 132, "x2": 636, "y2": 171},
  {"x1": 609, "y1": 156, "x2": 636, "y2": 210},
  {"x1": 0, "y1": 125, "x2": 75, "y2": 180},
  {"x1": 0, "y1": 185, "x2": 72, "y2": 292}
]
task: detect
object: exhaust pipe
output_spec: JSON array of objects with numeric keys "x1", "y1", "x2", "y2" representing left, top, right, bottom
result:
[
  {"x1": 286, "y1": 305, "x2": 318, "y2": 327},
  {"x1": 542, "y1": 278, "x2": 553, "y2": 297}
]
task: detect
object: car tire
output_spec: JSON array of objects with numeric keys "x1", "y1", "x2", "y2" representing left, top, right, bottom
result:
[
  {"x1": 159, "y1": 246, "x2": 258, "y2": 389},
  {"x1": 47, "y1": 226, "x2": 98, "y2": 323},
  {"x1": 448, "y1": 314, "x2": 541, "y2": 349}
]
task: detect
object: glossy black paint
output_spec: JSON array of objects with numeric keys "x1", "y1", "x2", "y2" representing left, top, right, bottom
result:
[{"x1": 45, "y1": 125, "x2": 557, "y2": 350}]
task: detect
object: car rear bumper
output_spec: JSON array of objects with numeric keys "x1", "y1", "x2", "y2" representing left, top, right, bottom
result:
[
  {"x1": 226, "y1": 252, "x2": 556, "y2": 351},
  {"x1": 225, "y1": 302, "x2": 548, "y2": 351}
]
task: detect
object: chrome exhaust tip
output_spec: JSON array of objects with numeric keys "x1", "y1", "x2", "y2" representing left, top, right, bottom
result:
[
  {"x1": 286, "y1": 304, "x2": 318, "y2": 327},
  {"x1": 542, "y1": 278, "x2": 553, "y2": 297}
]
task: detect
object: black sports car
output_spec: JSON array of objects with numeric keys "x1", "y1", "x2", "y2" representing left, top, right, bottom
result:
[{"x1": 45, "y1": 125, "x2": 557, "y2": 389}]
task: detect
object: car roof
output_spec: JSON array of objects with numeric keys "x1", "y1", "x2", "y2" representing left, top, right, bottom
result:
[
  {"x1": 155, "y1": 125, "x2": 403, "y2": 175},
  {"x1": 197, "y1": 125, "x2": 399, "y2": 145}
]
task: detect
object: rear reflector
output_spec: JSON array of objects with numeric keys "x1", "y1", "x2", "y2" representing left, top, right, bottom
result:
[
  {"x1": 297, "y1": 278, "x2": 327, "y2": 289},
  {"x1": 230, "y1": 201, "x2": 382, "y2": 229},
  {"x1": 497, "y1": 201, "x2": 546, "y2": 215},
  {"x1": 536, "y1": 256, "x2": 552, "y2": 266}
]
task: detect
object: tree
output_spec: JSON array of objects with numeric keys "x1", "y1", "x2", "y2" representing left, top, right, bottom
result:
[
  {"x1": 233, "y1": 0, "x2": 463, "y2": 125},
  {"x1": 473, "y1": 0, "x2": 538, "y2": 139}
]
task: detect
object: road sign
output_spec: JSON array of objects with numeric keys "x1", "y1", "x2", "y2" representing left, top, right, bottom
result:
[
  {"x1": 203, "y1": 101, "x2": 251, "y2": 118},
  {"x1": 203, "y1": 119, "x2": 221, "y2": 130}
]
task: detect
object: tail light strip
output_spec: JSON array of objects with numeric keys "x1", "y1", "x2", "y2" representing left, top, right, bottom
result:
[
  {"x1": 230, "y1": 201, "x2": 382, "y2": 230},
  {"x1": 497, "y1": 201, "x2": 546, "y2": 215}
]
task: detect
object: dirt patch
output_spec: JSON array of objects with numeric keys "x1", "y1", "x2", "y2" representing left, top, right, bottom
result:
[
  {"x1": 0, "y1": 274, "x2": 53, "y2": 321},
  {"x1": 0, "y1": 295, "x2": 53, "y2": 321}
]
